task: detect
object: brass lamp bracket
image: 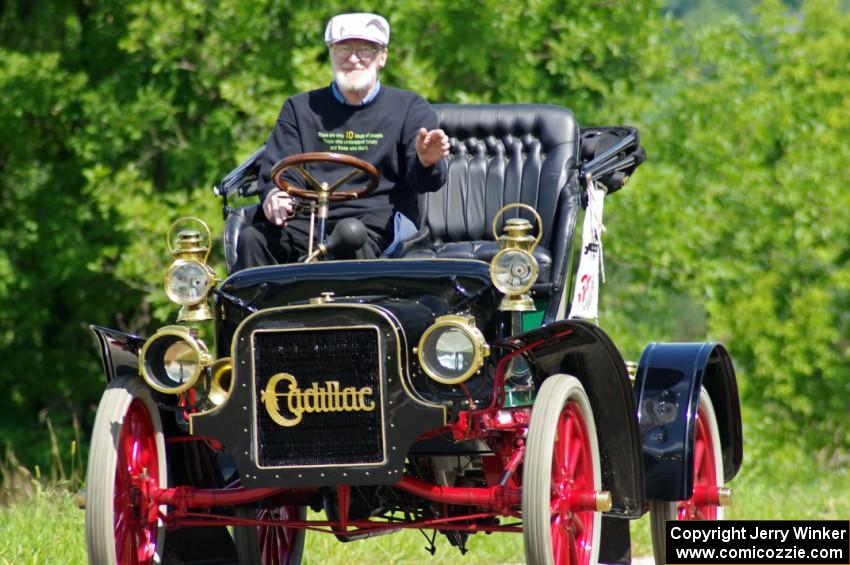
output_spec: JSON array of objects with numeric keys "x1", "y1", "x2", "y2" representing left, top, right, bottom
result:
[
  {"x1": 167, "y1": 217, "x2": 213, "y2": 264},
  {"x1": 491, "y1": 203, "x2": 543, "y2": 252}
]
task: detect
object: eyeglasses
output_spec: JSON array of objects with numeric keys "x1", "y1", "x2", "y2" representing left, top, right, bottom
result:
[{"x1": 332, "y1": 44, "x2": 381, "y2": 61}]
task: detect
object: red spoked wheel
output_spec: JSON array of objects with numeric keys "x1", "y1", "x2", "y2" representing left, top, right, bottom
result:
[
  {"x1": 234, "y1": 505, "x2": 306, "y2": 565},
  {"x1": 86, "y1": 376, "x2": 167, "y2": 564},
  {"x1": 523, "y1": 374, "x2": 603, "y2": 565},
  {"x1": 650, "y1": 387, "x2": 727, "y2": 563},
  {"x1": 114, "y1": 400, "x2": 161, "y2": 562}
]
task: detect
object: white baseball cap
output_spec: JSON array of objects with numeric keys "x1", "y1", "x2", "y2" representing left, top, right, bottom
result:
[{"x1": 324, "y1": 13, "x2": 390, "y2": 46}]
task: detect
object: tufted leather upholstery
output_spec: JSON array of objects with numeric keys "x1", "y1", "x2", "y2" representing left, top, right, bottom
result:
[
  {"x1": 427, "y1": 104, "x2": 578, "y2": 245},
  {"x1": 401, "y1": 104, "x2": 581, "y2": 294}
]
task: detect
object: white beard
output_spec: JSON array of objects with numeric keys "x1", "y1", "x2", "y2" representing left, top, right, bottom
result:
[{"x1": 333, "y1": 64, "x2": 377, "y2": 96}]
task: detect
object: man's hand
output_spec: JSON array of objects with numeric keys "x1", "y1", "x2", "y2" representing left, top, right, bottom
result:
[
  {"x1": 262, "y1": 188, "x2": 295, "y2": 226},
  {"x1": 416, "y1": 128, "x2": 450, "y2": 167}
]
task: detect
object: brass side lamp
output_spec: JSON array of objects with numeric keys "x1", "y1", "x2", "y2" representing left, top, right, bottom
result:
[
  {"x1": 164, "y1": 217, "x2": 217, "y2": 322},
  {"x1": 489, "y1": 204, "x2": 543, "y2": 312}
]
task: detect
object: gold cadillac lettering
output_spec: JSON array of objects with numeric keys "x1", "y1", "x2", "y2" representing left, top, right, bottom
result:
[{"x1": 260, "y1": 373, "x2": 376, "y2": 427}]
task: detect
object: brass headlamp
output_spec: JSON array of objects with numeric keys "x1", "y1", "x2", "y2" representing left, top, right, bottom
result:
[
  {"x1": 139, "y1": 325, "x2": 213, "y2": 394},
  {"x1": 490, "y1": 204, "x2": 542, "y2": 312},
  {"x1": 164, "y1": 217, "x2": 217, "y2": 322},
  {"x1": 138, "y1": 327, "x2": 233, "y2": 414},
  {"x1": 417, "y1": 315, "x2": 490, "y2": 385}
]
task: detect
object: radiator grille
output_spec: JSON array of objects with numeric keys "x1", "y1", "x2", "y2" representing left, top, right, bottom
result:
[{"x1": 252, "y1": 327, "x2": 385, "y2": 468}]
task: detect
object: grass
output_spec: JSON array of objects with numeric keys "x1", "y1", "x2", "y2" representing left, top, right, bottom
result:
[
  {"x1": 0, "y1": 488, "x2": 86, "y2": 565},
  {"x1": 300, "y1": 518, "x2": 523, "y2": 564},
  {"x1": 1, "y1": 457, "x2": 848, "y2": 564},
  {"x1": 2, "y1": 406, "x2": 848, "y2": 564}
]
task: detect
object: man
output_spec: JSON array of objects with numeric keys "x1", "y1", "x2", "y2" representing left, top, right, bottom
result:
[{"x1": 234, "y1": 12, "x2": 450, "y2": 269}]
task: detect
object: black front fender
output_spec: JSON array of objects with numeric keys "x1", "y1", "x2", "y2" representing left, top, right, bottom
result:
[
  {"x1": 634, "y1": 342, "x2": 743, "y2": 501},
  {"x1": 89, "y1": 325, "x2": 146, "y2": 383},
  {"x1": 505, "y1": 319, "x2": 645, "y2": 518}
]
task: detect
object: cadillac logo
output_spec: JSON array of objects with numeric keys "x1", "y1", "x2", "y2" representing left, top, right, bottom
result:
[{"x1": 260, "y1": 372, "x2": 376, "y2": 427}]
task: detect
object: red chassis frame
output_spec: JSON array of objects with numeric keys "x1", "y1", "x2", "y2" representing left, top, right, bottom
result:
[{"x1": 134, "y1": 329, "x2": 606, "y2": 536}]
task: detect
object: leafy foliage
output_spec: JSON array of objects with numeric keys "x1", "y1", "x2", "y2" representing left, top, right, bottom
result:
[
  {"x1": 605, "y1": 0, "x2": 850, "y2": 458},
  {"x1": 1, "y1": 0, "x2": 848, "y2": 469}
]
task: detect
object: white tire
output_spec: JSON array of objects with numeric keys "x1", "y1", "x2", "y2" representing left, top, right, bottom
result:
[
  {"x1": 86, "y1": 376, "x2": 167, "y2": 564},
  {"x1": 523, "y1": 374, "x2": 602, "y2": 565}
]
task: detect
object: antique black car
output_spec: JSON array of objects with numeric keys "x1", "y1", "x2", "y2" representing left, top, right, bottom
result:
[{"x1": 85, "y1": 104, "x2": 742, "y2": 565}]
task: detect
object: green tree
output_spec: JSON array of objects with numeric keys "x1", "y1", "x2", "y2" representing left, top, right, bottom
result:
[{"x1": 604, "y1": 0, "x2": 850, "y2": 467}]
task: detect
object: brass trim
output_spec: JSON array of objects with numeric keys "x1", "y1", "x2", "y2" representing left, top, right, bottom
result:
[
  {"x1": 209, "y1": 357, "x2": 234, "y2": 404},
  {"x1": 718, "y1": 487, "x2": 732, "y2": 507},
  {"x1": 167, "y1": 217, "x2": 212, "y2": 264},
  {"x1": 367, "y1": 306, "x2": 448, "y2": 412},
  {"x1": 596, "y1": 491, "x2": 613, "y2": 512},
  {"x1": 499, "y1": 293, "x2": 536, "y2": 312},
  {"x1": 177, "y1": 301, "x2": 214, "y2": 323},
  {"x1": 625, "y1": 361, "x2": 638, "y2": 383},
  {"x1": 187, "y1": 358, "x2": 234, "y2": 434},
  {"x1": 417, "y1": 315, "x2": 489, "y2": 385},
  {"x1": 308, "y1": 291, "x2": 336, "y2": 304},
  {"x1": 249, "y1": 324, "x2": 388, "y2": 470},
  {"x1": 139, "y1": 325, "x2": 212, "y2": 394},
  {"x1": 490, "y1": 203, "x2": 543, "y2": 250}
]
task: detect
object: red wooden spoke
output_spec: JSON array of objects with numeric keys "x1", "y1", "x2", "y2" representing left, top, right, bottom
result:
[
  {"x1": 568, "y1": 526, "x2": 580, "y2": 565},
  {"x1": 552, "y1": 515, "x2": 565, "y2": 557},
  {"x1": 550, "y1": 401, "x2": 595, "y2": 565},
  {"x1": 694, "y1": 436, "x2": 706, "y2": 477},
  {"x1": 677, "y1": 404, "x2": 719, "y2": 521},
  {"x1": 567, "y1": 438, "x2": 583, "y2": 480},
  {"x1": 254, "y1": 506, "x2": 303, "y2": 565}
]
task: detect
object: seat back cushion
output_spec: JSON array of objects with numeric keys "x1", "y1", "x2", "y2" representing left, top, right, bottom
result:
[{"x1": 424, "y1": 104, "x2": 580, "y2": 249}]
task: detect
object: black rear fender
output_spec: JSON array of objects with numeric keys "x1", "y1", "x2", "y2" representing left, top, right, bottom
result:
[{"x1": 634, "y1": 342, "x2": 743, "y2": 501}]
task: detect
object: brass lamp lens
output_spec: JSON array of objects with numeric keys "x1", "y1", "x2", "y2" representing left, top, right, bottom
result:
[
  {"x1": 430, "y1": 328, "x2": 475, "y2": 376},
  {"x1": 417, "y1": 316, "x2": 488, "y2": 385},
  {"x1": 490, "y1": 249, "x2": 538, "y2": 294},
  {"x1": 165, "y1": 260, "x2": 212, "y2": 306},
  {"x1": 163, "y1": 341, "x2": 199, "y2": 386},
  {"x1": 141, "y1": 333, "x2": 203, "y2": 393}
]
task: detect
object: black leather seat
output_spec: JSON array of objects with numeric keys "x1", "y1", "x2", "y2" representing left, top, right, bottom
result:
[{"x1": 401, "y1": 104, "x2": 581, "y2": 296}]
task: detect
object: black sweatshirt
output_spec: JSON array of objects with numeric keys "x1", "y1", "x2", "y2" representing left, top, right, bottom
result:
[{"x1": 258, "y1": 85, "x2": 448, "y2": 241}]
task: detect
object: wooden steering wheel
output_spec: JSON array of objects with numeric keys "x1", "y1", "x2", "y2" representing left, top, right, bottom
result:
[{"x1": 270, "y1": 152, "x2": 380, "y2": 202}]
